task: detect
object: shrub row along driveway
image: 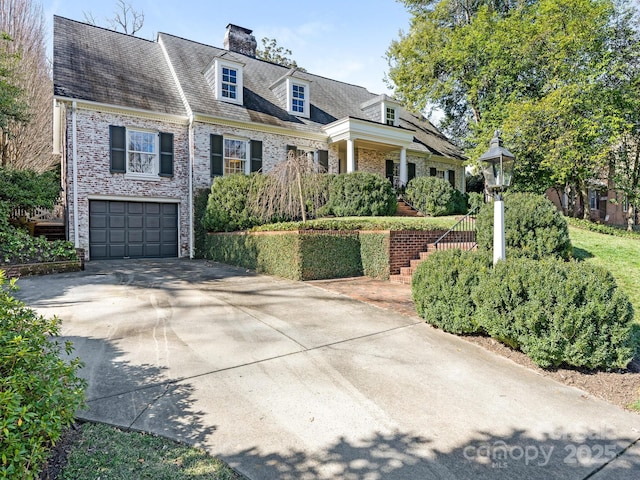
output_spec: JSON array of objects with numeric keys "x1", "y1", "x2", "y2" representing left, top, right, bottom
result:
[{"x1": 15, "y1": 259, "x2": 640, "y2": 479}]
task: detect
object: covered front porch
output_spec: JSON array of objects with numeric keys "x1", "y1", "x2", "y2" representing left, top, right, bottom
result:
[{"x1": 323, "y1": 116, "x2": 414, "y2": 187}]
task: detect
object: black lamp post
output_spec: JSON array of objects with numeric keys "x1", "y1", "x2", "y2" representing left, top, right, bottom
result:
[{"x1": 478, "y1": 131, "x2": 515, "y2": 264}]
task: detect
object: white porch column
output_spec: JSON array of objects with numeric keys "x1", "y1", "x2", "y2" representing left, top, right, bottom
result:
[
  {"x1": 346, "y1": 138, "x2": 355, "y2": 173},
  {"x1": 399, "y1": 147, "x2": 408, "y2": 186}
]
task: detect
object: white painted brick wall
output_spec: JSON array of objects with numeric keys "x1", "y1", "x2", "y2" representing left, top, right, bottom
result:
[
  {"x1": 65, "y1": 108, "x2": 191, "y2": 260},
  {"x1": 65, "y1": 107, "x2": 465, "y2": 261}
]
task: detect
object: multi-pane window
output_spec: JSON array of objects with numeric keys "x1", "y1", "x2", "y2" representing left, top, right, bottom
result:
[
  {"x1": 224, "y1": 138, "x2": 247, "y2": 175},
  {"x1": 292, "y1": 84, "x2": 305, "y2": 113},
  {"x1": 386, "y1": 107, "x2": 396, "y2": 126},
  {"x1": 221, "y1": 67, "x2": 237, "y2": 99},
  {"x1": 127, "y1": 130, "x2": 157, "y2": 175}
]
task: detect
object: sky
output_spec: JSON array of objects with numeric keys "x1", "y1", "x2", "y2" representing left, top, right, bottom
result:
[{"x1": 42, "y1": 0, "x2": 412, "y2": 97}]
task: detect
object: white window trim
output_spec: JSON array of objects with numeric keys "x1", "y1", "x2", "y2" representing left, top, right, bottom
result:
[
  {"x1": 381, "y1": 102, "x2": 399, "y2": 127},
  {"x1": 215, "y1": 58, "x2": 243, "y2": 105},
  {"x1": 223, "y1": 136, "x2": 250, "y2": 176},
  {"x1": 124, "y1": 128, "x2": 161, "y2": 181},
  {"x1": 287, "y1": 78, "x2": 310, "y2": 118}
]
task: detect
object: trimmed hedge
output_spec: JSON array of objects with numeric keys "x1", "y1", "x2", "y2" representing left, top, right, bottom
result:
[
  {"x1": 568, "y1": 217, "x2": 640, "y2": 239},
  {"x1": 412, "y1": 250, "x2": 491, "y2": 334},
  {"x1": 476, "y1": 192, "x2": 572, "y2": 260},
  {"x1": 327, "y1": 172, "x2": 397, "y2": 217},
  {"x1": 300, "y1": 233, "x2": 362, "y2": 280},
  {"x1": 405, "y1": 176, "x2": 467, "y2": 216},
  {"x1": 193, "y1": 188, "x2": 210, "y2": 258},
  {"x1": 411, "y1": 252, "x2": 636, "y2": 370},
  {"x1": 1, "y1": 273, "x2": 85, "y2": 478},
  {"x1": 204, "y1": 230, "x2": 390, "y2": 281},
  {"x1": 359, "y1": 232, "x2": 390, "y2": 279}
]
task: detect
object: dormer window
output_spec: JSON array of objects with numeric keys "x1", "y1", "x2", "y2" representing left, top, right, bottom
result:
[
  {"x1": 288, "y1": 79, "x2": 310, "y2": 118},
  {"x1": 359, "y1": 94, "x2": 401, "y2": 126},
  {"x1": 385, "y1": 107, "x2": 396, "y2": 126},
  {"x1": 221, "y1": 66, "x2": 238, "y2": 100},
  {"x1": 205, "y1": 55, "x2": 244, "y2": 105},
  {"x1": 292, "y1": 83, "x2": 306, "y2": 113},
  {"x1": 269, "y1": 71, "x2": 311, "y2": 118}
]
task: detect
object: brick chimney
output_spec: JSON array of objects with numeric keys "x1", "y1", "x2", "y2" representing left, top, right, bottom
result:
[{"x1": 223, "y1": 24, "x2": 257, "y2": 58}]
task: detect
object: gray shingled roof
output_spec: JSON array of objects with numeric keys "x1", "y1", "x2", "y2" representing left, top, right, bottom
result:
[
  {"x1": 53, "y1": 16, "x2": 186, "y2": 116},
  {"x1": 53, "y1": 16, "x2": 464, "y2": 160}
]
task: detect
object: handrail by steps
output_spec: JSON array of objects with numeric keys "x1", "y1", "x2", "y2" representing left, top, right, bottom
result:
[{"x1": 433, "y1": 206, "x2": 479, "y2": 251}]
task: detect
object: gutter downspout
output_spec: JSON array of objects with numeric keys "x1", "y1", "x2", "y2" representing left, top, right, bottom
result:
[
  {"x1": 188, "y1": 114, "x2": 194, "y2": 258},
  {"x1": 72, "y1": 101, "x2": 79, "y2": 248}
]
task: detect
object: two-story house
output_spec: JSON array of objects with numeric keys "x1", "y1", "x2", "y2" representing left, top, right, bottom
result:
[{"x1": 53, "y1": 16, "x2": 465, "y2": 260}]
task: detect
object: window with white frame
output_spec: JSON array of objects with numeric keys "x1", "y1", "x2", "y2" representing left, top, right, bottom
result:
[
  {"x1": 287, "y1": 78, "x2": 310, "y2": 117},
  {"x1": 224, "y1": 138, "x2": 247, "y2": 175},
  {"x1": 385, "y1": 107, "x2": 396, "y2": 126},
  {"x1": 127, "y1": 130, "x2": 158, "y2": 175},
  {"x1": 221, "y1": 66, "x2": 238, "y2": 100},
  {"x1": 292, "y1": 84, "x2": 305, "y2": 113},
  {"x1": 623, "y1": 196, "x2": 629, "y2": 213},
  {"x1": 214, "y1": 58, "x2": 244, "y2": 105}
]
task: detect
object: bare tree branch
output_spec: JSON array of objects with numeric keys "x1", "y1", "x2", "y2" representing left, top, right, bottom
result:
[
  {"x1": 83, "y1": 0, "x2": 145, "y2": 36},
  {"x1": 0, "y1": 0, "x2": 55, "y2": 172}
]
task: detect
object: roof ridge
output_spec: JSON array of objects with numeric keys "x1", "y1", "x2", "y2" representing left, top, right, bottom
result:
[{"x1": 54, "y1": 15, "x2": 157, "y2": 44}]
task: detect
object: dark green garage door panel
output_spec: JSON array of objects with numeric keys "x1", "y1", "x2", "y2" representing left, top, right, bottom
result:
[{"x1": 89, "y1": 200, "x2": 178, "y2": 259}]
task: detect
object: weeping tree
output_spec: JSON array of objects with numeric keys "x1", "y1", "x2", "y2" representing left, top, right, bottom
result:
[{"x1": 250, "y1": 150, "x2": 329, "y2": 223}]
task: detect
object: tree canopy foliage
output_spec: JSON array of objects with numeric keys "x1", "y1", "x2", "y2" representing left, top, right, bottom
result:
[
  {"x1": 256, "y1": 37, "x2": 306, "y2": 71},
  {"x1": 387, "y1": 0, "x2": 640, "y2": 220}
]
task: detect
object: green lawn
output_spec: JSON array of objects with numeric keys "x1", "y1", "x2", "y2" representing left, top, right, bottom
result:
[
  {"x1": 570, "y1": 225, "x2": 640, "y2": 315},
  {"x1": 55, "y1": 423, "x2": 244, "y2": 479}
]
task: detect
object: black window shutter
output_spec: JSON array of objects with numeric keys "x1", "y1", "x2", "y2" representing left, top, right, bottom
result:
[
  {"x1": 286, "y1": 144, "x2": 297, "y2": 159},
  {"x1": 385, "y1": 159, "x2": 394, "y2": 182},
  {"x1": 109, "y1": 125, "x2": 126, "y2": 173},
  {"x1": 408, "y1": 162, "x2": 416, "y2": 182},
  {"x1": 210, "y1": 134, "x2": 223, "y2": 177},
  {"x1": 317, "y1": 150, "x2": 329, "y2": 172},
  {"x1": 250, "y1": 140, "x2": 263, "y2": 173},
  {"x1": 159, "y1": 132, "x2": 174, "y2": 177},
  {"x1": 448, "y1": 169, "x2": 456, "y2": 188},
  {"x1": 429, "y1": 167, "x2": 437, "y2": 177}
]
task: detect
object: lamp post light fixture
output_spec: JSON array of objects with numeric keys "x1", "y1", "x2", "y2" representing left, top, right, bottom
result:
[{"x1": 478, "y1": 130, "x2": 515, "y2": 264}]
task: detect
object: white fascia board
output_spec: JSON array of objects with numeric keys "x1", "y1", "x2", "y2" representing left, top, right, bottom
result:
[
  {"x1": 54, "y1": 96, "x2": 190, "y2": 125},
  {"x1": 323, "y1": 117, "x2": 414, "y2": 147},
  {"x1": 192, "y1": 112, "x2": 328, "y2": 142}
]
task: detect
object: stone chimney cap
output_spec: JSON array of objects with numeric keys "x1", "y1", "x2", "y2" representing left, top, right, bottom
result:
[{"x1": 226, "y1": 24, "x2": 253, "y2": 35}]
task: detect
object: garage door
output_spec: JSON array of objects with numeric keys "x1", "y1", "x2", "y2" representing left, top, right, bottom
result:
[{"x1": 89, "y1": 200, "x2": 178, "y2": 259}]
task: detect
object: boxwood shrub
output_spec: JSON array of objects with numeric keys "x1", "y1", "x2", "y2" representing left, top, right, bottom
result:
[
  {"x1": 411, "y1": 249, "x2": 492, "y2": 334},
  {"x1": 0, "y1": 274, "x2": 85, "y2": 478},
  {"x1": 476, "y1": 192, "x2": 572, "y2": 260},
  {"x1": 473, "y1": 258, "x2": 636, "y2": 369},
  {"x1": 327, "y1": 172, "x2": 397, "y2": 217},
  {"x1": 202, "y1": 174, "x2": 264, "y2": 232},
  {"x1": 405, "y1": 176, "x2": 467, "y2": 216}
]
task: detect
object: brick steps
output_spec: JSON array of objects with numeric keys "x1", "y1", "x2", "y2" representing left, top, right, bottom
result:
[
  {"x1": 389, "y1": 241, "x2": 477, "y2": 284},
  {"x1": 395, "y1": 198, "x2": 422, "y2": 217}
]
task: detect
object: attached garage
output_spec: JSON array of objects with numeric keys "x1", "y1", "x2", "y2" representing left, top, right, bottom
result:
[{"x1": 89, "y1": 200, "x2": 178, "y2": 260}]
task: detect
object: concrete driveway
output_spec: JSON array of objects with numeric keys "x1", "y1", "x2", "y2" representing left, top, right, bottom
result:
[{"x1": 15, "y1": 259, "x2": 640, "y2": 479}]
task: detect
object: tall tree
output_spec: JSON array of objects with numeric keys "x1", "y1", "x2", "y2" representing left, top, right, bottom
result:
[
  {"x1": 256, "y1": 37, "x2": 306, "y2": 71},
  {"x1": 0, "y1": 0, "x2": 52, "y2": 172},
  {"x1": 387, "y1": 0, "x2": 640, "y2": 218},
  {"x1": 84, "y1": 0, "x2": 144, "y2": 36}
]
